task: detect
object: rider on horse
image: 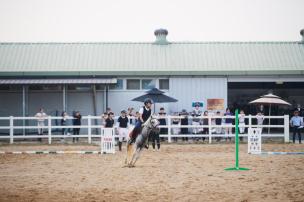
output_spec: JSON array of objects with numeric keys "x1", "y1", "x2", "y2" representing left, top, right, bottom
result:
[{"x1": 129, "y1": 98, "x2": 153, "y2": 146}]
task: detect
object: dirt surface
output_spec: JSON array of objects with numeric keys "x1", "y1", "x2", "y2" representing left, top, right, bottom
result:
[{"x1": 0, "y1": 143, "x2": 304, "y2": 202}]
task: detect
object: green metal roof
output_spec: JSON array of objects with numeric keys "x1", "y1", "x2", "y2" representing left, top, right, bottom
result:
[{"x1": 0, "y1": 41, "x2": 303, "y2": 76}]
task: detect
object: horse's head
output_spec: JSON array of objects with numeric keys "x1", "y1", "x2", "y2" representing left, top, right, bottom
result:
[
  {"x1": 150, "y1": 115, "x2": 160, "y2": 128},
  {"x1": 143, "y1": 115, "x2": 160, "y2": 128}
]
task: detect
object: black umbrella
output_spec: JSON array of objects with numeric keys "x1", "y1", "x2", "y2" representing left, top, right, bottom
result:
[{"x1": 132, "y1": 88, "x2": 178, "y2": 112}]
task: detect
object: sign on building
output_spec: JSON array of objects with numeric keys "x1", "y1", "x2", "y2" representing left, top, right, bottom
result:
[
  {"x1": 207, "y1": 99, "x2": 224, "y2": 110},
  {"x1": 248, "y1": 128, "x2": 262, "y2": 154}
]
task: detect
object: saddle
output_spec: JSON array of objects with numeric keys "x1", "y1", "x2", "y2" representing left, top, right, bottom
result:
[{"x1": 128, "y1": 127, "x2": 149, "y2": 149}]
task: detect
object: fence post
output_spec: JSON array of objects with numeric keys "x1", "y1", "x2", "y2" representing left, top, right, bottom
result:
[
  {"x1": 284, "y1": 115, "x2": 290, "y2": 143},
  {"x1": 48, "y1": 116, "x2": 52, "y2": 144},
  {"x1": 9, "y1": 116, "x2": 13, "y2": 144},
  {"x1": 88, "y1": 115, "x2": 92, "y2": 144},
  {"x1": 167, "y1": 116, "x2": 172, "y2": 143},
  {"x1": 208, "y1": 116, "x2": 212, "y2": 144}
]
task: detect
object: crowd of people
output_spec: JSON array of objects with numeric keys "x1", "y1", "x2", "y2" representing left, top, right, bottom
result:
[{"x1": 33, "y1": 101, "x2": 303, "y2": 147}]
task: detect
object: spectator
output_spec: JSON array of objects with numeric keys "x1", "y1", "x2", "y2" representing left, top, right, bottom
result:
[
  {"x1": 117, "y1": 110, "x2": 129, "y2": 151},
  {"x1": 35, "y1": 108, "x2": 47, "y2": 142},
  {"x1": 127, "y1": 107, "x2": 135, "y2": 125},
  {"x1": 158, "y1": 107, "x2": 167, "y2": 140},
  {"x1": 256, "y1": 112, "x2": 264, "y2": 129},
  {"x1": 180, "y1": 109, "x2": 189, "y2": 141},
  {"x1": 215, "y1": 111, "x2": 222, "y2": 142},
  {"x1": 191, "y1": 103, "x2": 202, "y2": 135},
  {"x1": 224, "y1": 108, "x2": 233, "y2": 142},
  {"x1": 201, "y1": 111, "x2": 209, "y2": 142},
  {"x1": 238, "y1": 110, "x2": 246, "y2": 142},
  {"x1": 101, "y1": 112, "x2": 108, "y2": 127},
  {"x1": 61, "y1": 111, "x2": 69, "y2": 136},
  {"x1": 135, "y1": 111, "x2": 140, "y2": 124},
  {"x1": 171, "y1": 112, "x2": 180, "y2": 142},
  {"x1": 295, "y1": 104, "x2": 303, "y2": 117},
  {"x1": 290, "y1": 110, "x2": 303, "y2": 144},
  {"x1": 73, "y1": 111, "x2": 82, "y2": 143},
  {"x1": 105, "y1": 112, "x2": 114, "y2": 128}
]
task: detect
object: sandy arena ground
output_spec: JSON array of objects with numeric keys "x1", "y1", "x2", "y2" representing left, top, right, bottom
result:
[{"x1": 0, "y1": 143, "x2": 304, "y2": 202}]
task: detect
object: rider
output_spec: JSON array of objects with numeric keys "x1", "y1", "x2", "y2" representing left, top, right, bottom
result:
[{"x1": 129, "y1": 98, "x2": 153, "y2": 146}]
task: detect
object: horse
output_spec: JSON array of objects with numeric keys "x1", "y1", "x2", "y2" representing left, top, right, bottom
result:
[{"x1": 125, "y1": 116, "x2": 160, "y2": 167}]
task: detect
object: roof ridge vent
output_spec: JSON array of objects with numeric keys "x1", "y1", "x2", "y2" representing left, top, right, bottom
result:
[
  {"x1": 154, "y1": 29, "x2": 169, "y2": 45},
  {"x1": 300, "y1": 29, "x2": 304, "y2": 43}
]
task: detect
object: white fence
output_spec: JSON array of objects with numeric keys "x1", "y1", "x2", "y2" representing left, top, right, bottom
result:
[{"x1": 0, "y1": 115, "x2": 290, "y2": 144}]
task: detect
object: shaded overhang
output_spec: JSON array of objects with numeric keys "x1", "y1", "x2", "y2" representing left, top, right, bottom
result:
[{"x1": 0, "y1": 78, "x2": 117, "y2": 85}]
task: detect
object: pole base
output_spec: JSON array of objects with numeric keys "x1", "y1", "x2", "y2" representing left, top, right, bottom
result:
[{"x1": 225, "y1": 167, "x2": 250, "y2": 171}]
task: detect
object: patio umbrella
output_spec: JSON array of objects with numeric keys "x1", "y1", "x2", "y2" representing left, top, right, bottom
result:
[
  {"x1": 249, "y1": 93, "x2": 291, "y2": 133},
  {"x1": 132, "y1": 88, "x2": 178, "y2": 112}
]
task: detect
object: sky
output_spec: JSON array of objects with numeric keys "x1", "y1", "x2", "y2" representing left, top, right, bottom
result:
[{"x1": 0, "y1": 0, "x2": 303, "y2": 42}]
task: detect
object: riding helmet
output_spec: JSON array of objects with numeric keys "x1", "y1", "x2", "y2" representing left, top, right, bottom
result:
[{"x1": 144, "y1": 98, "x2": 153, "y2": 105}]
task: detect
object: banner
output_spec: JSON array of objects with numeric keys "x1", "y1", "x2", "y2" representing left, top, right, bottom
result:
[{"x1": 207, "y1": 99, "x2": 224, "y2": 110}]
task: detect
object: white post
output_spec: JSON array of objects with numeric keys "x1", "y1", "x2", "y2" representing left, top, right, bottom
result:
[
  {"x1": 167, "y1": 116, "x2": 171, "y2": 143},
  {"x1": 9, "y1": 116, "x2": 13, "y2": 144},
  {"x1": 48, "y1": 116, "x2": 52, "y2": 144},
  {"x1": 208, "y1": 116, "x2": 212, "y2": 144},
  {"x1": 284, "y1": 115, "x2": 290, "y2": 143},
  {"x1": 248, "y1": 114, "x2": 252, "y2": 132},
  {"x1": 88, "y1": 115, "x2": 92, "y2": 144}
]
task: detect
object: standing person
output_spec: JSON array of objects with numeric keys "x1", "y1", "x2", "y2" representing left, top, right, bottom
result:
[
  {"x1": 191, "y1": 103, "x2": 202, "y2": 137},
  {"x1": 73, "y1": 111, "x2": 81, "y2": 143},
  {"x1": 101, "y1": 112, "x2": 108, "y2": 127},
  {"x1": 117, "y1": 110, "x2": 129, "y2": 151},
  {"x1": 295, "y1": 104, "x2": 303, "y2": 117},
  {"x1": 158, "y1": 107, "x2": 167, "y2": 141},
  {"x1": 238, "y1": 110, "x2": 246, "y2": 142},
  {"x1": 127, "y1": 107, "x2": 135, "y2": 125},
  {"x1": 215, "y1": 111, "x2": 222, "y2": 142},
  {"x1": 290, "y1": 110, "x2": 303, "y2": 144},
  {"x1": 172, "y1": 112, "x2": 180, "y2": 142},
  {"x1": 129, "y1": 98, "x2": 153, "y2": 148},
  {"x1": 150, "y1": 108, "x2": 166, "y2": 150},
  {"x1": 180, "y1": 109, "x2": 189, "y2": 141},
  {"x1": 61, "y1": 112, "x2": 69, "y2": 135},
  {"x1": 35, "y1": 108, "x2": 47, "y2": 142},
  {"x1": 104, "y1": 112, "x2": 114, "y2": 128},
  {"x1": 256, "y1": 112, "x2": 264, "y2": 130},
  {"x1": 224, "y1": 108, "x2": 233, "y2": 142},
  {"x1": 201, "y1": 111, "x2": 209, "y2": 142}
]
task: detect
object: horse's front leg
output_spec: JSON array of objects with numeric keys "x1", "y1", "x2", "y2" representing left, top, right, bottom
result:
[
  {"x1": 125, "y1": 143, "x2": 133, "y2": 165},
  {"x1": 130, "y1": 147, "x2": 142, "y2": 167},
  {"x1": 128, "y1": 146, "x2": 142, "y2": 167}
]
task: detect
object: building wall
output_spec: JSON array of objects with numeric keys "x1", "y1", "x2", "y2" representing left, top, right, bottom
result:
[
  {"x1": 107, "y1": 90, "x2": 150, "y2": 115},
  {"x1": 0, "y1": 92, "x2": 22, "y2": 116},
  {"x1": 169, "y1": 77, "x2": 228, "y2": 113}
]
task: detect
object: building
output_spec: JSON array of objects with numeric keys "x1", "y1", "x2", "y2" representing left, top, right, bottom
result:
[{"x1": 0, "y1": 29, "x2": 304, "y2": 118}]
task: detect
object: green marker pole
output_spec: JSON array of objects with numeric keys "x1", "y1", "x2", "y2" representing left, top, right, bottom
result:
[{"x1": 225, "y1": 109, "x2": 249, "y2": 171}]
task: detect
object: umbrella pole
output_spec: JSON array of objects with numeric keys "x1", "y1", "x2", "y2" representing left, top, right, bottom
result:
[{"x1": 268, "y1": 104, "x2": 271, "y2": 134}]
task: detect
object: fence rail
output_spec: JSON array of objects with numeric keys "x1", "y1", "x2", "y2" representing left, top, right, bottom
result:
[{"x1": 0, "y1": 115, "x2": 290, "y2": 144}]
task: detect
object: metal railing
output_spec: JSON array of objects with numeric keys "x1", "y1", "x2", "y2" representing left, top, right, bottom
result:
[{"x1": 0, "y1": 115, "x2": 290, "y2": 144}]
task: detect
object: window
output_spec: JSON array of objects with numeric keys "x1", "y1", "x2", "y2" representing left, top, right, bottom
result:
[
  {"x1": 29, "y1": 85, "x2": 62, "y2": 91},
  {"x1": 159, "y1": 79, "x2": 169, "y2": 90},
  {"x1": 67, "y1": 85, "x2": 91, "y2": 91},
  {"x1": 142, "y1": 79, "x2": 155, "y2": 90},
  {"x1": 127, "y1": 79, "x2": 140, "y2": 90},
  {"x1": 109, "y1": 79, "x2": 123, "y2": 90}
]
